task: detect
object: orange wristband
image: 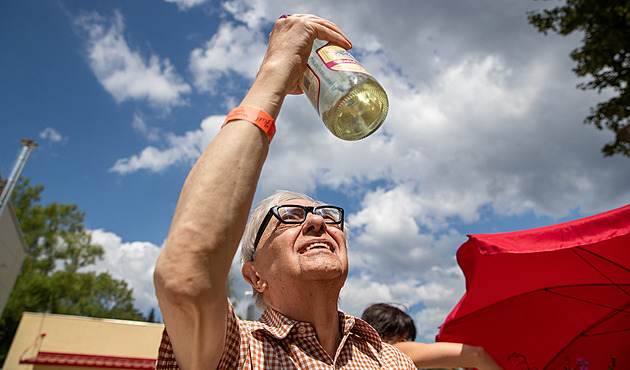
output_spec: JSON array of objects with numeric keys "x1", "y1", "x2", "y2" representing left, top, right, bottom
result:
[{"x1": 221, "y1": 106, "x2": 276, "y2": 142}]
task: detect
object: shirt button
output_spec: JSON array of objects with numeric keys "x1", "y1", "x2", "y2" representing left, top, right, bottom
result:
[{"x1": 298, "y1": 326, "x2": 306, "y2": 334}]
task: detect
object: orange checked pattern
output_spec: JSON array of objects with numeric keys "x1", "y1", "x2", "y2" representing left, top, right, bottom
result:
[{"x1": 157, "y1": 301, "x2": 415, "y2": 369}]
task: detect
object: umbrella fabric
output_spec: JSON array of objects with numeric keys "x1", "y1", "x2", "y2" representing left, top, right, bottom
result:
[{"x1": 436, "y1": 204, "x2": 630, "y2": 369}]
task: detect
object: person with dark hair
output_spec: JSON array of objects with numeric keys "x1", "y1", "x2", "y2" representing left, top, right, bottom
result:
[
  {"x1": 361, "y1": 303, "x2": 417, "y2": 344},
  {"x1": 362, "y1": 303, "x2": 502, "y2": 369}
]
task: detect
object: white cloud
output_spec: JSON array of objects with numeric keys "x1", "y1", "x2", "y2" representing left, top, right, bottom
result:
[
  {"x1": 105, "y1": 0, "x2": 630, "y2": 342},
  {"x1": 87, "y1": 229, "x2": 163, "y2": 317},
  {"x1": 189, "y1": 22, "x2": 267, "y2": 93},
  {"x1": 340, "y1": 265, "x2": 465, "y2": 341},
  {"x1": 39, "y1": 127, "x2": 65, "y2": 143},
  {"x1": 74, "y1": 11, "x2": 191, "y2": 108},
  {"x1": 221, "y1": 0, "x2": 270, "y2": 28},
  {"x1": 110, "y1": 115, "x2": 221, "y2": 174},
  {"x1": 132, "y1": 114, "x2": 161, "y2": 142},
  {"x1": 164, "y1": 0, "x2": 209, "y2": 11}
]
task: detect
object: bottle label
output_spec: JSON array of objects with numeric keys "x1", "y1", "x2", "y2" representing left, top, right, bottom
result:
[
  {"x1": 317, "y1": 44, "x2": 370, "y2": 75},
  {"x1": 300, "y1": 65, "x2": 321, "y2": 114}
]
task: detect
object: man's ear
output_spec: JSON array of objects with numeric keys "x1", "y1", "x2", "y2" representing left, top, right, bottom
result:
[{"x1": 242, "y1": 262, "x2": 267, "y2": 292}]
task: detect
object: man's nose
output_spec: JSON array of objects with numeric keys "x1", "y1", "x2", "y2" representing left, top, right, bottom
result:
[{"x1": 302, "y1": 212, "x2": 327, "y2": 233}]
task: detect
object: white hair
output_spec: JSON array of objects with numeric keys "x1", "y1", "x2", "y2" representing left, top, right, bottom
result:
[{"x1": 239, "y1": 190, "x2": 348, "y2": 311}]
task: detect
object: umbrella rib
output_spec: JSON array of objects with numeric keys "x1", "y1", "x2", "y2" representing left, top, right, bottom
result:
[
  {"x1": 545, "y1": 299, "x2": 630, "y2": 368},
  {"x1": 573, "y1": 247, "x2": 630, "y2": 298},
  {"x1": 579, "y1": 326, "x2": 630, "y2": 337},
  {"x1": 442, "y1": 284, "x2": 630, "y2": 326},
  {"x1": 544, "y1": 287, "x2": 630, "y2": 313}
]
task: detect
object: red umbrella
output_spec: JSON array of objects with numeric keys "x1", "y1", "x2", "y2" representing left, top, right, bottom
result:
[{"x1": 436, "y1": 204, "x2": 630, "y2": 369}]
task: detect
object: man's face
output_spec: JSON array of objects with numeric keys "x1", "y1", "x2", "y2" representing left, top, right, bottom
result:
[{"x1": 248, "y1": 198, "x2": 349, "y2": 297}]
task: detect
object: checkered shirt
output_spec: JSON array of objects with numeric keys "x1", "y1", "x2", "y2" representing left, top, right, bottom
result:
[{"x1": 157, "y1": 300, "x2": 415, "y2": 369}]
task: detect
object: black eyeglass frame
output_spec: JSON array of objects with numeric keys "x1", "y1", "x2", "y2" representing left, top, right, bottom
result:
[{"x1": 252, "y1": 204, "x2": 344, "y2": 252}]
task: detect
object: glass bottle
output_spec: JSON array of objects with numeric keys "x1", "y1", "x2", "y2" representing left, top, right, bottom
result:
[{"x1": 299, "y1": 39, "x2": 389, "y2": 141}]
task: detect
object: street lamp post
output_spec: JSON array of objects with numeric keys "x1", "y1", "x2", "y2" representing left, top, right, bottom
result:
[{"x1": 0, "y1": 139, "x2": 38, "y2": 218}]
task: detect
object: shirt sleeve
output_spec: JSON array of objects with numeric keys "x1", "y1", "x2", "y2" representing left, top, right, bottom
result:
[
  {"x1": 156, "y1": 329, "x2": 179, "y2": 370},
  {"x1": 156, "y1": 299, "x2": 241, "y2": 370},
  {"x1": 217, "y1": 300, "x2": 242, "y2": 369}
]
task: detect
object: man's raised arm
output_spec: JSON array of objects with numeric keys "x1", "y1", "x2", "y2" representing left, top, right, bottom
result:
[{"x1": 153, "y1": 14, "x2": 351, "y2": 370}]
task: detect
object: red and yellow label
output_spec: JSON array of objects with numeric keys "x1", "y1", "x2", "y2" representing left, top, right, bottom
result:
[{"x1": 317, "y1": 44, "x2": 370, "y2": 75}]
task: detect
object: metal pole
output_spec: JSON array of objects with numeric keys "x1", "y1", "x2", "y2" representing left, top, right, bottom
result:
[{"x1": 0, "y1": 139, "x2": 38, "y2": 218}]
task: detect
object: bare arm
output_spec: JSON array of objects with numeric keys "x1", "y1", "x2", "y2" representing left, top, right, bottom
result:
[
  {"x1": 153, "y1": 14, "x2": 351, "y2": 370},
  {"x1": 394, "y1": 342, "x2": 503, "y2": 370}
]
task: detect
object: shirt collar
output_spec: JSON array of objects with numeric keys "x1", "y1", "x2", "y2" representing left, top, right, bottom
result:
[{"x1": 256, "y1": 307, "x2": 383, "y2": 353}]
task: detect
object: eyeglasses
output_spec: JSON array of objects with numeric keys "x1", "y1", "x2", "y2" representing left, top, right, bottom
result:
[{"x1": 253, "y1": 204, "x2": 344, "y2": 251}]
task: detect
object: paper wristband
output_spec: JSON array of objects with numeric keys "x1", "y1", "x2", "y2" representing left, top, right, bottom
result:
[{"x1": 222, "y1": 106, "x2": 276, "y2": 142}]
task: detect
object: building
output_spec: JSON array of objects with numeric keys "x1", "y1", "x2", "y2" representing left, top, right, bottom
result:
[
  {"x1": 3, "y1": 312, "x2": 164, "y2": 370},
  {"x1": 1, "y1": 140, "x2": 37, "y2": 316},
  {"x1": 0, "y1": 172, "x2": 27, "y2": 317}
]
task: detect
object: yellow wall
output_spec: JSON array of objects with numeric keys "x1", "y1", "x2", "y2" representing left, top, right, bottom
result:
[{"x1": 3, "y1": 312, "x2": 164, "y2": 370}]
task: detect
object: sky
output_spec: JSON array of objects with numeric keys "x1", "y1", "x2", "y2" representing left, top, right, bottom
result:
[{"x1": 1, "y1": 0, "x2": 629, "y2": 342}]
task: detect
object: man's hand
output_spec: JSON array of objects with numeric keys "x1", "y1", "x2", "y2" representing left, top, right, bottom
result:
[{"x1": 258, "y1": 14, "x2": 352, "y2": 97}]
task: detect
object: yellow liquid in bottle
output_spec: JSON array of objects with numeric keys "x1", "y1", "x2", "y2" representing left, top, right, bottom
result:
[
  {"x1": 322, "y1": 79, "x2": 389, "y2": 141},
  {"x1": 300, "y1": 39, "x2": 389, "y2": 140}
]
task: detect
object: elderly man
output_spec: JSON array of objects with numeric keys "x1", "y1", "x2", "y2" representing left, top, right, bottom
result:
[{"x1": 153, "y1": 14, "x2": 416, "y2": 369}]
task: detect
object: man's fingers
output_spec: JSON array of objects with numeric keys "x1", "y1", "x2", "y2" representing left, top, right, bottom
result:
[{"x1": 276, "y1": 14, "x2": 352, "y2": 49}]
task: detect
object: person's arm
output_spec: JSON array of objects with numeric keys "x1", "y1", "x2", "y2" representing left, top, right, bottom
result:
[
  {"x1": 394, "y1": 341, "x2": 503, "y2": 370},
  {"x1": 153, "y1": 14, "x2": 351, "y2": 370}
]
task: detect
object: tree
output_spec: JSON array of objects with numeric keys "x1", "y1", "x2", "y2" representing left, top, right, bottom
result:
[
  {"x1": 146, "y1": 308, "x2": 159, "y2": 323},
  {"x1": 527, "y1": 0, "x2": 630, "y2": 157},
  {"x1": 0, "y1": 178, "x2": 145, "y2": 364}
]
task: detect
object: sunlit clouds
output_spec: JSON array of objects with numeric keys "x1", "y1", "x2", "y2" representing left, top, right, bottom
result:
[
  {"x1": 74, "y1": 11, "x2": 191, "y2": 109},
  {"x1": 12, "y1": 0, "x2": 626, "y2": 342}
]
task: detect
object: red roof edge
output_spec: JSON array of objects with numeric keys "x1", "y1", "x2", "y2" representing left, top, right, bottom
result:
[{"x1": 20, "y1": 351, "x2": 156, "y2": 369}]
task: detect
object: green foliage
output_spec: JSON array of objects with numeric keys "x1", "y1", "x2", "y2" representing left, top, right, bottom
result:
[
  {"x1": 527, "y1": 0, "x2": 630, "y2": 157},
  {"x1": 146, "y1": 307, "x2": 159, "y2": 323},
  {"x1": 0, "y1": 178, "x2": 146, "y2": 364}
]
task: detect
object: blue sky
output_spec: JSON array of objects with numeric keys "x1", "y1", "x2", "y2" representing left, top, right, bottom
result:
[{"x1": 2, "y1": 0, "x2": 629, "y2": 341}]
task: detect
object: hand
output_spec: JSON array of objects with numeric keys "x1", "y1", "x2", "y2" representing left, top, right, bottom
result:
[{"x1": 258, "y1": 14, "x2": 352, "y2": 96}]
